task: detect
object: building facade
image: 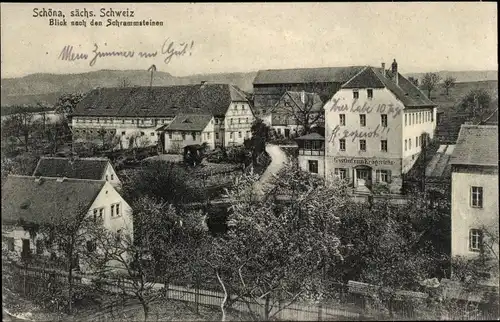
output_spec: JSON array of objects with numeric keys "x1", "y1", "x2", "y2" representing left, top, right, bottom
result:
[
  {"x1": 450, "y1": 125, "x2": 498, "y2": 274},
  {"x1": 71, "y1": 83, "x2": 253, "y2": 152},
  {"x1": 161, "y1": 114, "x2": 216, "y2": 153},
  {"x1": 295, "y1": 133, "x2": 326, "y2": 177},
  {"x1": 1, "y1": 175, "x2": 133, "y2": 271},
  {"x1": 263, "y1": 91, "x2": 324, "y2": 138},
  {"x1": 323, "y1": 60, "x2": 436, "y2": 194},
  {"x1": 252, "y1": 67, "x2": 366, "y2": 115}
]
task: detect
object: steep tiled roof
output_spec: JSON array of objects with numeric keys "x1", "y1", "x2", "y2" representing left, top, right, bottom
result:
[
  {"x1": 72, "y1": 84, "x2": 247, "y2": 118},
  {"x1": 253, "y1": 66, "x2": 366, "y2": 85},
  {"x1": 164, "y1": 114, "x2": 213, "y2": 131},
  {"x1": 450, "y1": 125, "x2": 498, "y2": 166},
  {"x1": 33, "y1": 157, "x2": 109, "y2": 180},
  {"x1": 342, "y1": 67, "x2": 436, "y2": 107},
  {"x1": 1, "y1": 175, "x2": 105, "y2": 225}
]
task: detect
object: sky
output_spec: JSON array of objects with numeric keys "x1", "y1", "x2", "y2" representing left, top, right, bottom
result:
[{"x1": 0, "y1": 2, "x2": 497, "y2": 78}]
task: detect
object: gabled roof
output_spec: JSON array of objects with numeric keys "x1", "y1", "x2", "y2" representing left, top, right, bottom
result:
[
  {"x1": 253, "y1": 66, "x2": 366, "y2": 85},
  {"x1": 164, "y1": 114, "x2": 213, "y2": 132},
  {"x1": 1, "y1": 175, "x2": 105, "y2": 225},
  {"x1": 450, "y1": 125, "x2": 498, "y2": 167},
  {"x1": 271, "y1": 91, "x2": 324, "y2": 113},
  {"x1": 342, "y1": 67, "x2": 436, "y2": 107},
  {"x1": 33, "y1": 157, "x2": 110, "y2": 180},
  {"x1": 295, "y1": 133, "x2": 325, "y2": 141},
  {"x1": 72, "y1": 84, "x2": 248, "y2": 118}
]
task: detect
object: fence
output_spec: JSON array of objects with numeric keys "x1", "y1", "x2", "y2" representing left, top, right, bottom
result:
[{"x1": 3, "y1": 261, "x2": 499, "y2": 321}]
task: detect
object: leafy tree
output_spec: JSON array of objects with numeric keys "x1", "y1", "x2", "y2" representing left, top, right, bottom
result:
[
  {"x1": 459, "y1": 89, "x2": 492, "y2": 118},
  {"x1": 120, "y1": 160, "x2": 204, "y2": 206},
  {"x1": 246, "y1": 118, "x2": 272, "y2": 166},
  {"x1": 421, "y1": 73, "x2": 441, "y2": 99},
  {"x1": 92, "y1": 196, "x2": 209, "y2": 322},
  {"x1": 205, "y1": 167, "x2": 347, "y2": 320},
  {"x1": 54, "y1": 93, "x2": 84, "y2": 115},
  {"x1": 442, "y1": 76, "x2": 456, "y2": 95},
  {"x1": 1, "y1": 154, "x2": 40, "y2": 181}
]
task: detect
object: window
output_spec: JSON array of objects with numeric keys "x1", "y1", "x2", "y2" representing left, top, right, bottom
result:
[
  {"x1": 381, "y1": 140, "x2": 388, "y2": 152},
  {"x1": 86, "y1": 241, "x2": 96, "y2": 253},
  {"x1": 168, "y1": 133, "x2": 173, "y2": 140},
  {"x1": 111, "y1": 202, "x2": 121, "y2": 218},
  {"x1": 238, "y1": 131, "x2": 242, "y2": 138},
  {"x1": 140, "y1": 132, "x2": 145, "y2": 136},
  {"x1": 216, "y1": 132, "x2": 219, "y2": 140},
  {"x1": 381, "y1": 114, "x2": 388, "y2": 127},
  {"x1": 405, "y1": 139, "x2": 408, "y2": 151},
  {"x1": 339, "y1": 139, "x2": 346, "y2": 151},
  {"x1": 93, "y1": 207, "x2": 104, "y2": 222},
  {"x1": 121, "y1": 131, "x2": 126, "y2": 136},
  {"x1": 207, "y1": 132, "x2": 211, "y2": 140},
  {"x1": 229, "y1": 132, "x2": 233, "y2": 139},
  {"x1": 242, "y1": 104, "x2": 245, "y2": 110},
  {"x1": 416, "y1": 136, "x2": 419, "y2": 147},
  {"x1": 115, "y1": 230, "x2": 122, "y2": 244},
  {"x1": 238, "y1": 118, "x2": 241, "y2": 124},
  {"x1": 106, "y1": 175, "x2": 109, "y2": 181},
  {"x1": 405, "y1": 114, "x2": 407, "y2": 126},
  {"x1": 409, "y1": 138, "x2": 412, "y2": 149},
  {"x1": 471, "y1": 186, "x2": 483, "y2": 208},
  {"x1": 234, "y1": 104, "x2": 238, "y2": 110},
  {"x1": 246, "y1": 117, "x2": 249, "y2": 123},
  {"x1": 360, "y1": 114, "x2": 366, "y2": 127},
  {"x1": 215, "y1": 119, "x2": 219, "y2": 125},
  {"x1": 141, "y1": 119, "x2": 144, "y2": 124},
  {"x1": 308, "y1": 160, "x2": 318, "y2": 174},
  {"x1": 339, "y1": 114, "x2": 346, "y2": 126},
  {"x1": 376, "y1": 170, "x2": 391, "y2": 183},
  {"x1": 353, "y1": 90, "x2": 359, "y2": 99},
  {"x1": 36, "y1": 240, "x2": 44, "y2": 255},
  {"x1": 192, "y1": 132, "x2": 196, "y2": 140},
  {"x1": 367, "y1": 89, "x2": 373, "y2": 99},
  {"x1": 111, "y1": 174, "x2": 114, "y2": 181},
  {"x1": 6, "y1": 237, "x2": 14, "y2": 251},
  {"x1": 246, "y1": 131, "x2": 250, "y2": 138},
  {"x1": 277, "y1": 128, "x2": 282, "y2": 135},
  {"x1": 469, "y1": 229, "x2": 483, "y2": 252},
  {"x1": 230, "y1": 119, "x2": 234, "y2": 124},
  {"x1": 335, "y1": 168, "x2": 347, "y2": 180},
  {"x1": 182, "y1": 133, "x2": 186, "y2": 140},
  {"x1": 359, "y1": 139, "x2": 366, "y2": 151},
  {"x1": 151, "y1": 132, "x2": 155, "y2": 136}
]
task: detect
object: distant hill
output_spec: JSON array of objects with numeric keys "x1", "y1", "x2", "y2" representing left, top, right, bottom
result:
[
  {"x1": 1, "y1": 68, "x2": 496, "y2": 107},
  {"x1": 405, "y1": 70, "x2": 497, "y2": 83},
  {"x1": 1, "y1": 69, "x2": 258, "y2": 106}
]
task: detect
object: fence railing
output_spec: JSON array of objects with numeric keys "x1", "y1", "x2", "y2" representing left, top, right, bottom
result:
[{"x1": 3, "y1": 261, "x2": 499, "y2": 321}]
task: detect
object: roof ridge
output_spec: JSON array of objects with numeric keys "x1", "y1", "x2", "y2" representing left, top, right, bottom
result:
[{"x1": 341, "y1": 66, "x2": 370, "y2": 88}]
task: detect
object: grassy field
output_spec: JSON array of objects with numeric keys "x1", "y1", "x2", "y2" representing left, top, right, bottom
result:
[{"x1": 425, "y1": 80, "x2": 498, "y2": 115}]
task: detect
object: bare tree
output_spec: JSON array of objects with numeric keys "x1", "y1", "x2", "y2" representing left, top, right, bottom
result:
[
  {"x1": 421, "y1": 73, "x2": 442, "y2": 99},
  {"x1": 1, "y1": 107, "x2": 43, "y2": 152},
  {"x1": 442, "y1": 76, "x2": 456, "y2": 96},
  {"x1": 278, "y1": 89, "x2": 324, "y2": 136}
]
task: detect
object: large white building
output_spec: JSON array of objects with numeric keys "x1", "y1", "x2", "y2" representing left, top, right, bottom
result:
[
  {"x1": 322, "y1": 60, "x2": 437, "y2": 194},
  {"x1": 450, "y1": 124, "x2": 498, "y2": 283},
  {"x1": 70, "y1": 83, "x2": 254, "y2": 152}
]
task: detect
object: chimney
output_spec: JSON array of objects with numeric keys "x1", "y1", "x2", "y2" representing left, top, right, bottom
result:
[
  {"x1": 301, "y1": 90, "x2": 306, "y2": 104},
  {"x1": 381, "y1": 62, "x2": 386, "y2": 77},
  {"x1": 391, "y1": 59, "x2": 398, "y2": 86}
]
